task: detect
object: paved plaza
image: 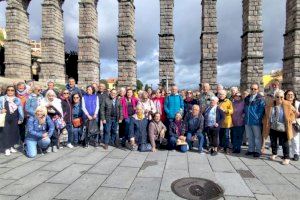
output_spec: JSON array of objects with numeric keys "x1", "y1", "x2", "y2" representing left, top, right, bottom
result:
[{"x1": 0, "y1": 146, "x2": 299, "y2": 200}]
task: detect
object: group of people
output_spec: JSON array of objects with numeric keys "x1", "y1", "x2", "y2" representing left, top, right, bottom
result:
[{"x1": 0, "y1": 78, "x2": 299, "y2": 165}]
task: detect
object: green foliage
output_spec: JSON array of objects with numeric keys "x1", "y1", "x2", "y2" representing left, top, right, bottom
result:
[
  {"x1": 99, "y1": 79, "x2": 109, "y2": 89},
  {"x1": 136, "y1": 79, "x2": 143, "y2": 91}
]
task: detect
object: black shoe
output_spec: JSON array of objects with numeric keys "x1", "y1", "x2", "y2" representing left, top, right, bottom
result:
[
  {"x1": 294, "y1": 154, "x2": 299, "y2": 161},
  {"x1": 245, "y1": 151, "x2": 254, "y2": 156},
  {"x1": 232, "y1": 149, "x2": 240, "y2": 154},
  {"x1": 210, "y1": 148, "x2": 214, "y2": 155},
  {"x1": 212, "y1": 151, "x2": 218, "y2": 156},
  {"x1": 253, "y1": 152, "x2": 261, "y2": 158}
]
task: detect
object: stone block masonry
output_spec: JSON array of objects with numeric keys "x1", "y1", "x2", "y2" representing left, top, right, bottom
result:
[
  {"x1": 118, "y1": 0, "x2": 137, "y2": 89},
  {"x1": 39, "y1": 0, "x2": 66, "y2": 84},
  {"x1": 5, "y1": 0, "x2": 32, "y2": 80},
  {"x1": 282, "y1": 0, "x2": 300, "y2": 96},
  {"x1": 240, "y1": 0, "x2": 264, "y2": 92},
  {"x1": 159, "y1": 0, "x2": 175, "y2": 88},
  {"x1": 78, "y1": 0, "x2": 100, "y2": 87},
  {"x1": 201, "y1": 0, "x2": 218, "y2": 90}
]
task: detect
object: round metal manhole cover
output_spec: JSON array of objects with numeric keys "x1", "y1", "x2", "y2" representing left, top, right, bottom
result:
[{"x1": 171, "y1": 177, "x2": 224, "y2": 200}]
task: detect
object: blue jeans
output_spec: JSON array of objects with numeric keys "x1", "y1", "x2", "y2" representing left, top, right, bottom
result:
[
  {"x1": 186, "y1": 132, "x2": 204, "y2": 152},
  {"x1": 231, "y1": 126, "x2": 245, "y2": 152},
  {"x1": 25, "y1": 138, "x2": 50, "y2": 158},
  {"x1": 245, "y1": 125, "x2": 262, "y2": 153},
  {"x1": 169, "y1": 136, "x2": 189, "y2": 152},
  {"x1": 72, "y1": 127, "x2": 82, "y2": 144},
  {"x1": 104, "y1": 120, "x2": 119, "y2": 145},
  {"x1": 219, "y1": 128, "x2": 230, "y2": 149},
  {"x1": 66, "y1": 123, "x2": 73, "y2": 144}
]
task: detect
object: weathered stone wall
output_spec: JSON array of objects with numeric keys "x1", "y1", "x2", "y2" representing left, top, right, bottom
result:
[
  {"x1": 5, "y1": 0, "x2": 32, "y2": 80},
  {"x1": 39, "y1": 0, "x2": 65, "y2": 84},
  {"x1": 78, "y1": 0, "x2": 100, "y2": 87},
  {"x1": 240, "y1": 0, "x2": 264, "y2": 92},
  {"x1": 117, "y1": 0, "x2": 137, "y2": 89},
  {"x1": 159, "y1": 0, "x2": 175, "y2": 87},
  {"x1": 282, "y1": 0, "x2": 300, "y2": 96},
  {"x1": 200, "y1": 0, "x2": 218, "y2": 90}
]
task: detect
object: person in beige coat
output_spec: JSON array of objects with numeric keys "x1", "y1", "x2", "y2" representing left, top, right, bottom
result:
[{"x1": 263, "y1": 90, "x2": 295, "y2": 165}]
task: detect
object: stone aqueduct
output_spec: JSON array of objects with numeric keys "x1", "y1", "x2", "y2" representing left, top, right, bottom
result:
[{"x1": 0, "y1": 0, "x2": 299, "y2": 94}]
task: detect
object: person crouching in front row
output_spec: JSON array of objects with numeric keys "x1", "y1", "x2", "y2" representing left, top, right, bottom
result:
[{"x1": 25, "y1": 106, "x2": 55, "y2": 158}]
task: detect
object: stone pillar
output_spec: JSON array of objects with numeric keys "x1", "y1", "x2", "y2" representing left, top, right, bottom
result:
[
  {"x1": 78, "y1": 0, "x2": 100, "y2": 87},
  {"x1": 159, "y1": 0, "x2": 175, "y2": 88},
  {"x1": 200, "y1": 0, "x2": 218, "y2": 90},
  {"x1": 282, "y1": 0, "x2": 300, "y2": 95},
  {"x1": 240, "y1": 0, "x2": 264, "y2": 92},
  {"x1": 117, "y1": 0, "x2": 137, "y2": 89},
  {"x1": 40, "y1": 0, "x2": 65, "y2": 84},
  {"x1": 5, "y1": 0, "x2": 31, "y2": 80}
]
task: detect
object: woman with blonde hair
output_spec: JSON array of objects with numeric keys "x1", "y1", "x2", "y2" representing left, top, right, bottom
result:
[
  {"x1": 25, "y1": 106, "x2": 55, "y2": 158},
  {"x1": 263, "y1": 90, "x2": 295, "y2": 165},
  {"x1": 41, "y1": 90, "x2": 64, "y2": 152}
]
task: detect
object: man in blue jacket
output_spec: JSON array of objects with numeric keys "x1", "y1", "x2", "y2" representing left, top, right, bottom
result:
[
  {"x1": 244, "y1": 83, "x2": 265, "y2": 158},
  {"x1": 164, "y1": 85, "x2": 184, "y2": 123}
]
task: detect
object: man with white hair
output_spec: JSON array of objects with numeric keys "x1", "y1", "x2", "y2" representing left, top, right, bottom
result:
[
  {"x1": 199, "y1": 83, "x2": 215, "y2": 112},
  {"x1": 164, "y1": 85, "x2": 184, "y2": 122},
  {"x1": 215, "y1": 84, "x2": 224, "y2": 97},
  {"x1": 244, "y1": 83, "x2": 265, "y2": 158}
]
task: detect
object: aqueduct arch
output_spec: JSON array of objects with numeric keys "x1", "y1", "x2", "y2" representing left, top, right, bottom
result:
[{"x1": 1, "y1": 0, "x2": 300, "y2": 94}]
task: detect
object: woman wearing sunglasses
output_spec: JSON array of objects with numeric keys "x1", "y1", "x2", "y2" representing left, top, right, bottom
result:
[
  {"x1": 0, "y1": 86, "x2": 24, "y2": 156},
  {"x1": 25, "y1": 86, "x2": 44, "y2": 117},
  {"x1": 263, "y1": 90, "x2": 295, "y2": 165}
]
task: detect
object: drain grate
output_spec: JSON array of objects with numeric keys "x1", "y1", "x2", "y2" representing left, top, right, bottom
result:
[
  {"x1": 237, "y1": 170, "x2": 256, "y2": 178},
  {"x1": 171, "y1": 177, "x2": 224, "y2": 200}
]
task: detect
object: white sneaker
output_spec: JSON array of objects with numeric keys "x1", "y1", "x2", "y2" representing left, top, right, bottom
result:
[
  {"x1": 10, "y1": 147, "x2": 17, "y2": 153},
  {"x1": 46, "y1": 147, "x2": 52, "y2": 153},
  {"x1": 5, "y1": 149, "x2": 11, "y2": 156},
  {"x1": 66, "y1": 143, "x2": 74, "y2": 149},
  {"x1": 52, "y1": 146, "x2": 58, "y2": 153}
]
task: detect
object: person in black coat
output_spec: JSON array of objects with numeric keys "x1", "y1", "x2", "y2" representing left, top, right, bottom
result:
[
  {"x1": 185, "y1": 105, "x2": 205, "y2": 153},
  {"x1": 100, "y1": 89, "x2": 123, "y2": 149},
  {"x1": 60, "y1": 89, "x2": 73, "y2": 148}
]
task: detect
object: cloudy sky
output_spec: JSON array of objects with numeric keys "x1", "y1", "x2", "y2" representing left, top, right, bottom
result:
[{"x1": 0, "y1": 0, "x2": 285, "y2": 89}]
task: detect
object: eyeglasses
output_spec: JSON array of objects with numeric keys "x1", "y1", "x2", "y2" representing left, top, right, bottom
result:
[
  {"x1": 251, "y1": 88, "x2": 258, "y2": 91},
  {"x1": 276, "y1": 96, "x2": 284, "y2": 99}
]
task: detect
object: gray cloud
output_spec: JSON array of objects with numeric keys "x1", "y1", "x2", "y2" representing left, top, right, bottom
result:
[{"x1": 0, "y1": 0, "x2": 286, "y2": 89}]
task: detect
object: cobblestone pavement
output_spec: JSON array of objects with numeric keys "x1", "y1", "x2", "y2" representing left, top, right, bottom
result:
[{"x1": 0, "y1": 146, "x2": 299, "y2": 200}]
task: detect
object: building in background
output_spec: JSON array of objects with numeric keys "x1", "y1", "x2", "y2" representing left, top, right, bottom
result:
[{"x1": 107, "y1": 78, "x2": 117, "y2": 90}]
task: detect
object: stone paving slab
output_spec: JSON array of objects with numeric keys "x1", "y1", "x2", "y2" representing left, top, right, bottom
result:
[
  {"x1": 89, "y1": 187, "x2": 127, "y2": 200},
  {"x1": 56, "y1": 174, "x2": 107, "y2": 200},
  {"x1": 0, "y1": 194, "x2": 18, "y2": 200},
  {"x1": 88, "y1": 158, "x2": 122, "y2": 175},
  {"x1": 266, "y1": 184, "x2": 300, "y2": 200},
  {"x1": 0, "y1": 146, "x2": 299, "y2": 200},
  {"x1": 160, "y1": 169, "x2": 189, "y2": 192},
  {"x1": 120, "y1": 152, "x2": 148, "y2": 168},
  {"x1": 124, "y1": 177, "x2": 161, "y2": 200},
  {"x1": 215, "y1": 172, "x2": 254, "y2": 197},
  {"x1": 0, "y1": 161, "x2": 48, "y2": 180},
  {"x1": 0, "y1": 170, "x2": 56, "y2": 196},
  {"x1": 137, "y1": 161, "x2": 165, "y2": 178},
  {"x1": 46, "y1": 164, "x2": 91, "y2": 184},
  {"x1": 16, "y1": 183, "x2": 68, "y2": 200},
  {"x1": 0, "y1": 180, "x2": 14, "y2": 190},
  {"x1": 102, "y1": 166, "x2": 140, "y2": 189}
]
